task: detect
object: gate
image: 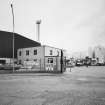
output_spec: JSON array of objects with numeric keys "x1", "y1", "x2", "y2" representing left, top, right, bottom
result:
[{"x1": 45, "y1": 57, "x2": 57, "y2": 72}]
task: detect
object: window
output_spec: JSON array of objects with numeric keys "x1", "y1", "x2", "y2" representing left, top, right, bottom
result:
[
  {"x1": 26, "y1": 59, "x2": 29, "y2": 61},
  {"x1": 48, "y1": 58, "x2": 53, "y2": 63},
  {"x1": 0, "y1": 60, "x2": 6, "y2": 64},
  {"x1": 57, "y1": 51, "x2": 59, "y2": 56},
  {"x1": 50, "y1": 50, "x2": 53, "y2": 55},
  {"x1": 34, "y1": 50, "x2": 37, "y2": 55},
  {"x1": 26, "y1": 50, "x2": 29, "y2": 56},
  {"x1": 19, "y1": 60, "x2": 21, "y2": 64},
  {"x1": 19, "y1": 51, "x2": 21, "y2": 56},
  {"x1": 34, "y1": 59, "x2": 37, "y2": 62}
]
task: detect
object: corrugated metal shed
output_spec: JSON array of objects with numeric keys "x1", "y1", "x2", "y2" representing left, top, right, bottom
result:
[{"x1": 0, "y1": 30, "x2": 41, "y2": 58}]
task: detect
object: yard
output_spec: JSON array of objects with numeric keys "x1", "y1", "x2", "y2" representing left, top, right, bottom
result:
[{"x1": 0, "y1": 66, "x2": 105, "y2": 105}]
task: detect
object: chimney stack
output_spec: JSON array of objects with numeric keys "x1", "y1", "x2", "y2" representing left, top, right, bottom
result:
[{"x1": 36, "y1": 20, "x2": 41, "y2": 42}]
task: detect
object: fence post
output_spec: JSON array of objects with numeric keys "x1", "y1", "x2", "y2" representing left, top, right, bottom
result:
[
  {"x1": 44, "y1": 57, "x2": 45, "y2": 71},
  {"x1": 56, "y1": 57, "x2": 57, "y2": 71},
  {"x1": 40, "y1": 58, "x2": 41, "y2": 71}
]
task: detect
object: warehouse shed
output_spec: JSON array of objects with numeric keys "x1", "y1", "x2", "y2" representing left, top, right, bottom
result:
[{"x1": 0, "y1": 30, "x2": 41, "y2": 58}]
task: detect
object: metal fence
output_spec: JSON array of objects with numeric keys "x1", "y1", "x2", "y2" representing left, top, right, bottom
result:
[
  {"x1": 0, "y1": 57, "x2": 66, "y2": 73},
  {"x1": 16, "y1": 57, "x2": 66, "y2": 73},
  {"x1": 18, "y1": 58, "x2": 42, "y2": 72}
]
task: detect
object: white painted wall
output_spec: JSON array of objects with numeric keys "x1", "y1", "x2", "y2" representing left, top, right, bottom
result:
[
  {"x1": 44, "y1": 45, "x2": 61, "y2": 57},
  {"x1": 17, "y1": 46, "x2": 44, "y2": 64},
  {"x1": 17, "y1": 45, "x2": 65, "y2": 71}
]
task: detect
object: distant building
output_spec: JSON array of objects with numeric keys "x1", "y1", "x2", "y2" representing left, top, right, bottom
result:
[
  {"x1": 88, "y1": 47, "x2": 93, "y2": 58},
  {"x1": 0, "y1": 30, "x2": 41, "y2": 58},
  {"x1": 88, "y1": 45, "x2": 105, "y2": 64},
  {"x1": 94, "y1": 46, "x2": 105, "y2": 64},
  {"x1": 72, "y1": 51, "x2": 87, "y2": 60}
]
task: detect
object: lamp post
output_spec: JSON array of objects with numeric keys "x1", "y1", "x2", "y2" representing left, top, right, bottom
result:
[{"x1": 11, "y1": 3, "x2": 15, "y2": 72}]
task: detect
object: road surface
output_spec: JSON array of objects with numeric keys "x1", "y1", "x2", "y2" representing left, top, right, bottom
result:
[{"x1": 0, "y1": 66, "x2": 105, "y2": 105}]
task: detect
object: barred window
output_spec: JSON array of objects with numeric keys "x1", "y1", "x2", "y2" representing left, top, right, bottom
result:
[
  {"x1": 48, "y1": 58, "x2": 53, "y2": 63},
  {"x1": 19, "y1": 51, "x2": 21, "y2": 56},
  {"x1": 19, "y1": 60, "x2": 21, "y2": 64},
  {"x1": 50, "y1": 50, "x2": 53, "y2": 55},
  {"x1": 26, "y1": 50, "x2": 29, "y2": 56},
  {"x1": 26, "y1": 59, "x2": 29, "y2": 61},
  {"x1": 34, "y1": 59, "x2": 37, "y2": 62},
  {"x1": 34, "y1": 50, "x2": 37, "y2": 55}
]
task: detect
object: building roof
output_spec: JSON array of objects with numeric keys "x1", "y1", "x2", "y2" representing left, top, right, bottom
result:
[{"x1": 0, "y1": 30, "x2": 41, "y2": 58}]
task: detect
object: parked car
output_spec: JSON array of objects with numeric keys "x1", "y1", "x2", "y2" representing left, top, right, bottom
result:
[
  {"x1": 66, "y1": 58, "x2": 75, "y2": 68},
  {"x1": 75, "y1": 59, "x2": 84, "y2": 66}
]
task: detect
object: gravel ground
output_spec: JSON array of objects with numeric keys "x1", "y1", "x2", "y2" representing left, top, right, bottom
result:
[{"x1": 0, "y1": 66, "x2": 105, "y2": 105}]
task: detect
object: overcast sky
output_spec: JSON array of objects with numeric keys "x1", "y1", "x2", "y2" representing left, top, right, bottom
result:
[{"x1": 0, "y1": 0, "x2": 105, "y2": 53}]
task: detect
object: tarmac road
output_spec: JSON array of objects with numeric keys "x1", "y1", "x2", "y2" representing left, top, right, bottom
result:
[{"x1": 0, "y1": 66, "x2": 105, "y2": 105}]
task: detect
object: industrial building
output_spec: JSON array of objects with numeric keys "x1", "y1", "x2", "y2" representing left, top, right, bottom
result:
[
  {"x1": 88, "y1": 46, "x2": 105, "y2": 65},
  {"x1": 0, "y1": 30, "x2": 66, "y2": 72},
  {"x1": 0, "y1": 30, "x2": 41, "y2": 58},
  {"x1": 94, "y1": 46, "x2": 105, "y2": 64},
  {"x1": 17, "y1": 45, "x2": 66, "y2": 72}
]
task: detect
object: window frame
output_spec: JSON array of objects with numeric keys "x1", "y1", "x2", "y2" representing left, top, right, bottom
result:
[
  {"x1": 48, "y1": 58, "x2": 53, "y2": 63},
  {"x1": 50, "y1": 50, "x2": 53, "y2": 55},
  {"x1": 34, "y1": 49, "x2": 37, "y2": 55},
  {"x1": 26, "y1": 50, "x2": 29, "y2": 56},
  {"x1": 19, "y1": 51, "x2": 21, "y2": 56}
]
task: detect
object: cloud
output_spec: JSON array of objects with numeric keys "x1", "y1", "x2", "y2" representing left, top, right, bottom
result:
[{"x1": 1, "y1": 0, "x2": 105, "y2": 52}]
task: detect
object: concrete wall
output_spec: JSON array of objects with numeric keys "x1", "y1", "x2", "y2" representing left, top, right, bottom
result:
[
  {"x1": 17, "y1": 46, "x2": 65, "y2": 72},
  {"x1": 18, "y1": 47, "x2": 43, "y2": 61},
  {"x1": 17, "y1": 46, "x2": 45, "y2": 70}
]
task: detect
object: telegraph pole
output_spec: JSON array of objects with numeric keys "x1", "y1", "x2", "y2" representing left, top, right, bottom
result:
[{"x1": 61, "y1": 50, "x2": 63, "y2": 73}]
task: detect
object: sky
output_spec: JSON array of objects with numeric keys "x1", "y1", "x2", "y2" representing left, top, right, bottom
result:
[{"x1": 0, "y1": 0, "x2": 105, "y2": 54}]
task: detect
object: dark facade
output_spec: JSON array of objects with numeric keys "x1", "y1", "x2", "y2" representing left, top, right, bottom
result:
[{"x1": 0, "y1": 30, "x2": 41, "y2": 58}]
